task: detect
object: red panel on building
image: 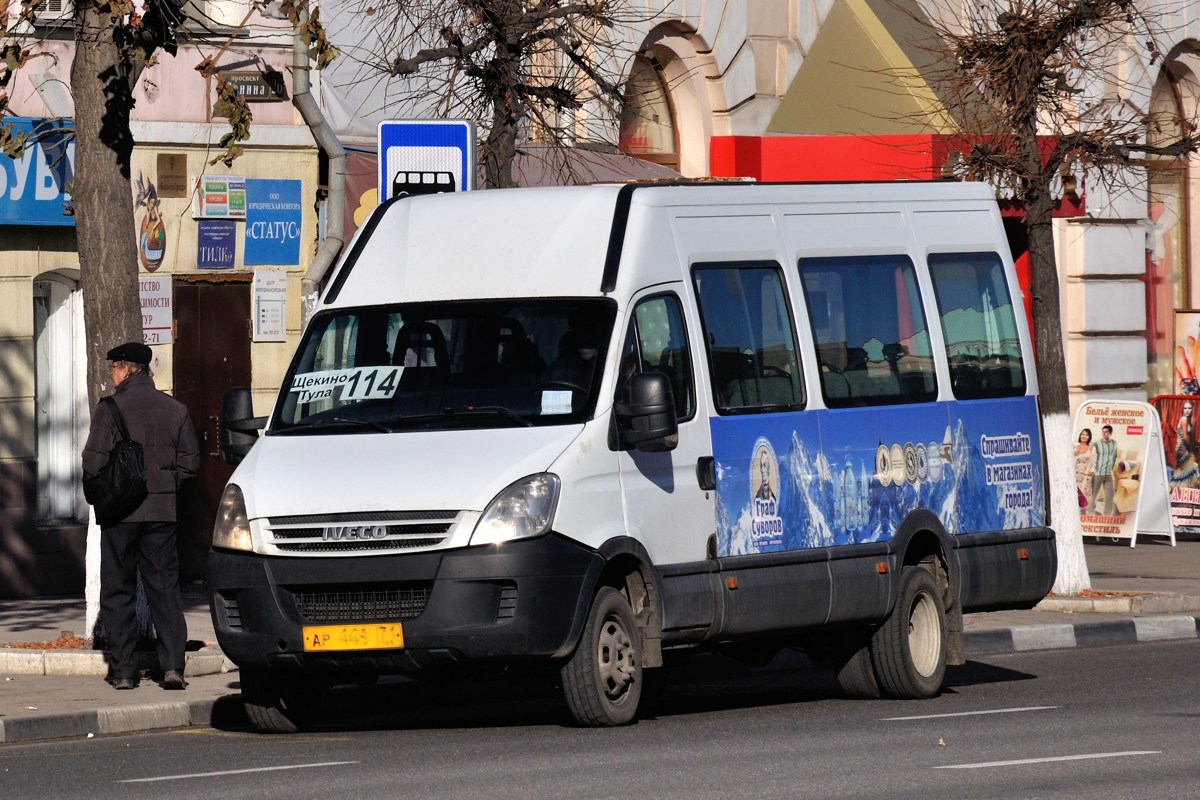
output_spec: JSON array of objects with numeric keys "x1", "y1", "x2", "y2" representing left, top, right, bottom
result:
[{"x1": 711, "y1": 134, "x2": 944, "y2": 182}]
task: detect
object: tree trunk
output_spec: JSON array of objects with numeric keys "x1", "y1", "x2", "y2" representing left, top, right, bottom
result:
[
  {"x1": 481, "y1": 42, "x2": 522, "y2": 189},
  {"x1": 483, "y1": 114, "x2": 518, "y2": 189},
  {"x1": 72, "y1": 11, "x2": 143, "y2": 398},
  {"x1": 72, "y1": 8, "x2": 152, "y2": 643},
  {"x1": 1026, "y1": 186, "x2": 1091, "y2": 595}
]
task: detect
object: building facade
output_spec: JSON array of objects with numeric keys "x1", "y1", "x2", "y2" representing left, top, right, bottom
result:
[
  {"x1": 610, "y1": 0, "x2": 1195, "y2": 412},
  {"x1": 0, "y1": 8, "x2": 318, "y2": 595},
  {"x1": 2, "y1": 0, "x2": 1193, "y2": 595}
]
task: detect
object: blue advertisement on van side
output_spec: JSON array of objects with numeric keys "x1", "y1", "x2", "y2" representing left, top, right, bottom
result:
[{"x1": 711, "y1": 396, "x2": 1045, "y2": 556}]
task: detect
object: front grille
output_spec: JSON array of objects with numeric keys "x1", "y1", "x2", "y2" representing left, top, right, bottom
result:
[
  {"x1": 265, "y1": 511, "x2": 460, "y2": 555},
  {"x1": 272, "y1": 536, "x2": 447, "y2": 553},
  {"x1": 293, "y1": 584, "x2": 433, "y2": 623}
]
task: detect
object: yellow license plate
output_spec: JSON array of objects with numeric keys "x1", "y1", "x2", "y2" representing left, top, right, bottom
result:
[{"x1": 302, "y1": 622, "x2": 405, "y2": 652}]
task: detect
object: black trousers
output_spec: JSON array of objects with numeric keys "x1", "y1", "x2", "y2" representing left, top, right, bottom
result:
[{"x1": 99, "y1": 521, "x2": 188, "y2": 679}]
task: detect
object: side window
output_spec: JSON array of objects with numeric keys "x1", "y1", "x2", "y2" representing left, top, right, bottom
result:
[
  {"x1": 692, "y1": 263, "x2": 805, "y2": 413},
  {"x1": 928, "y1": 252, "x2": 1027, "y2": 399},
  {"x1": 617, "y1": 294, "x2": 695, "y2": 419},
  {"x1": 799, "y1": 255, "x2": 937, "y2": 407}
]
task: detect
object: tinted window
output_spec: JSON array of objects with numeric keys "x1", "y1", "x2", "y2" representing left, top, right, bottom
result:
[
  {"x1": 928, "y1": 252, "x2": 1027, "y2": 399},
  {"x1": 799, "y1": 255, "x2": 937, "y2": 407},
  {"x1": 692, "y1": 263, "x2": 804, "y2": 413}
]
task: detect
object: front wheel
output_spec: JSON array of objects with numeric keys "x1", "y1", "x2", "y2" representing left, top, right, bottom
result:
[
  {"x1": 560, "y1": 586, "x2": 642, "y2": 726},
  {"x1": 870, "y1": 565, "x2": 947, "y2": 699},
  {"x1": 240, "y1": 668, "x2": 324, "y2": 733}
]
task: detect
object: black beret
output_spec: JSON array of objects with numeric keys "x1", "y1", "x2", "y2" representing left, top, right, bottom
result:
[{"x1": 106, "y1": 342, "x2": 153, "y2": 365}]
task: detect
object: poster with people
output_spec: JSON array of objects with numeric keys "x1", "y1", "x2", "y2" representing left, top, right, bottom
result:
[
  {"x1": 1152, "y1": 395, "x2": 1200, "y2": 534},
  {"x1": 1072, "y1": 400, "x2": 1175, "y2": 546}
]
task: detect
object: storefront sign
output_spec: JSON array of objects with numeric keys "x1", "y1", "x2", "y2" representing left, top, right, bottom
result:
[
  {"x1": 1072, "y1": 400, "x2": 1174, "y2": 547},
  {"x1": 244, "y1": 179, "x2": 302, "y2": 266},
  {"x1": 139, "y1": 277, "x2": 173, "y2": 346},
  {"x1": 192, "y1": 174, "x2": 246, "y2": 219},
  {"x1": 0, "y1": 118, "x2": 74, "y2": 226},
  {"x1": 253, "y1": 268, "x2": 288, "y2": 342},
  {"x1": 197, "y1": 219, "x2": 236, "y2": 269}
]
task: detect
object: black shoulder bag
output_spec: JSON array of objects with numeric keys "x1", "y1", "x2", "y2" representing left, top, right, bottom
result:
[{"x1": 83, "y1": 396, "x2": 148, "y2": 526}]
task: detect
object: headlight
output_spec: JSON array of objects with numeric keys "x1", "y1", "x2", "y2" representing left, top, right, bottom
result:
[
  {"x1": 212, "y1": 483, "x2": 253, "y2": 552},
  {"x1": 469, "y1": 474, "x2": 561, "y2": 546}
]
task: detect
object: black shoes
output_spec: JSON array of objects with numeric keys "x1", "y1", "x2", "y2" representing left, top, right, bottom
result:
[
  {"x1": 109, "y1": 670, "x2": 185, "y2": 689},
  {"x1": 161, "y1": 669, "x2": 187, "y2": 690}
]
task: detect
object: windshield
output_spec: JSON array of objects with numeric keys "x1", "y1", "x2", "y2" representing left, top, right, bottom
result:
[{"x1": 272, "y1": 299, "x2": 617, "y2": 432}]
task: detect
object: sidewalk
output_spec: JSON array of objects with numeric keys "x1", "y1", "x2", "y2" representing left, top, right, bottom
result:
[{"x1": 2, "y1": 537, "x2": 1198, "y2": 744}]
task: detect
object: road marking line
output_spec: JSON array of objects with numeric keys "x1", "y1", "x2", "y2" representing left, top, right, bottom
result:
[
  {"x1": 935, "y1": 751, "x2": 1161, "y2": 770},
  {"x1": 118, "y1": 761, "x2": 360, "y2": 783},
  {"x1": 883, "y1": 705, "x2": 1057, "y2": 721}
]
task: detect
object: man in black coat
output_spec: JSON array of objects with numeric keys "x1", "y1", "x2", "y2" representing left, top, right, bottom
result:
[{"x1": 82, "y1": 342, "x2": 201, "y2": 690}]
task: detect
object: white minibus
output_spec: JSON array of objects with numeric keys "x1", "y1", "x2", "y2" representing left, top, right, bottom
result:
[{"x1": 211, "y1": 181, "x2": 1056, "y2": 730}]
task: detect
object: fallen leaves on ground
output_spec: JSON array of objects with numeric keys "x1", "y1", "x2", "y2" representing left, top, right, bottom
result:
[{"x1": 0, "y1": 633, "x2": 89, "y2": 649}]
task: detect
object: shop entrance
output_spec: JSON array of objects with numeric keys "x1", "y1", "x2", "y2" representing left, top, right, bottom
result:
[{"x1": 173, "y1": 278, "x2": 251, "y2": 584}]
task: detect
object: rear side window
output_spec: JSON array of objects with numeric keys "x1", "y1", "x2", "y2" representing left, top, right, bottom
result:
[
  {"x1": 799, "y1": 255, "x2": 937, "y2": 407},
  {"x1": 692, "y1": 263, "x2": 805, "y2": 413},
  {"x1": 928, "y1": 252, "x2": 1027, "y2": 399}
]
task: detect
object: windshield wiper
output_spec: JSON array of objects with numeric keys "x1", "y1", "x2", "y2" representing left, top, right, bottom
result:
[
  {"x1": 442, "y1": 405, "x2": 533, "y2": 427},
  {"x1": 276, "y1": 417, "x2": 393, "y2": 435}
]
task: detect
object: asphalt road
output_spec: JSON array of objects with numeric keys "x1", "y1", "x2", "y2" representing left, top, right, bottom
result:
[{"x1": 2, "y1": 640, "x2": 1196, "y2": 800}]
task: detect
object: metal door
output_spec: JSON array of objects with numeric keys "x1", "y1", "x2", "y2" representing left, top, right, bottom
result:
[{"x1": 173, "y1": 278, "x2": 251, "y2": 584}]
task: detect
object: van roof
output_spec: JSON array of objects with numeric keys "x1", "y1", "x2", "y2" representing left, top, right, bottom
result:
[{"x1": 321, "y1": 181, "x2": 999, "y2": 308}]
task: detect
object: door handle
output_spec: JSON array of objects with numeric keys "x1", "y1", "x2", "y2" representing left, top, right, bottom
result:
[{"x1": 696, "y1": 456, "x2": 715, "y2": 491}]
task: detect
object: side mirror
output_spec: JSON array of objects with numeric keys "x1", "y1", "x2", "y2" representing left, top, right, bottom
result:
[
  {"x1": 615, "y1": 372, "x2": 678, "y2": 452},
  {"x1": 220, "y1": 387, "x2": 266, "y2": 466}
]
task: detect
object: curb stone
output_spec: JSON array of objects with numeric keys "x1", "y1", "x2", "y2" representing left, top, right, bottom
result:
[
  {"x1": 962, "y1": 613, "x2": 1200, "y2": 656},
  {"x1": 0, "y1": 697, "x2": 239, "y2": 744},
  {"x1": 0, "y1": 647, "x2": 225, "y2": 678}
]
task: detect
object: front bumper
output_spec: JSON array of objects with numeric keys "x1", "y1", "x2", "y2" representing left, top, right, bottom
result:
[{"x1": 208, "y1": 533, "x2": 604, "y2": 675}]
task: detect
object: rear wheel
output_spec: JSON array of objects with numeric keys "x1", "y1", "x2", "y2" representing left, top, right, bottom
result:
[
  {"x1": 240, "y1": 668, "x2": 323, "y2": 733},
  {"x1": 870, "y1": 566, "x2": 947, "y2": 699},
  {"x1": 561, "y1": 586, "x2": 642, "y2": 726}
]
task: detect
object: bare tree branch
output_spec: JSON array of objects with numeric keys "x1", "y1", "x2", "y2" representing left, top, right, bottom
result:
[
  {"x1": 901, "y1": 0, "x2": 1200, "y2": 595},
  {"x1": 359, "y1": 0, "x2": 660, "y2": 187}
]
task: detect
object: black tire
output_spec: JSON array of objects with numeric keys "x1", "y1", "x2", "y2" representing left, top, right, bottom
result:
[
  {"x1": 870, "y1": 566, "x2": 947, "y2": 699},
  {"x1": 560, "y1": 586, "x2": 642, "y2": 726},
  {"x1": 241, "y1": 668, "x2": 322, "y2": 733},
  {"x1": 832, "y1": 635, "x2": 881, "y2": 699}
]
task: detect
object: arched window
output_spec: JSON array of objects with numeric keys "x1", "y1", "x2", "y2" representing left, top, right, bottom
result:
[
  {"x1": 619, "y1": 54, "x2": 678, "y2": 169},
  {"x1": 1145, "y1": 68, "x2": 1190, "y2": 397}
]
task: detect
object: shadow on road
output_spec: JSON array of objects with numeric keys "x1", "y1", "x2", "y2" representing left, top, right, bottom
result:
[{"x1": 209, "y1": 649, "x2": 1038, "y2": 735}]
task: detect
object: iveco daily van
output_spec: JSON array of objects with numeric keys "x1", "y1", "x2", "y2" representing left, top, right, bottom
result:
[{"x1": 210, "y1": 181, "x2": 1056, "y2": 730}]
